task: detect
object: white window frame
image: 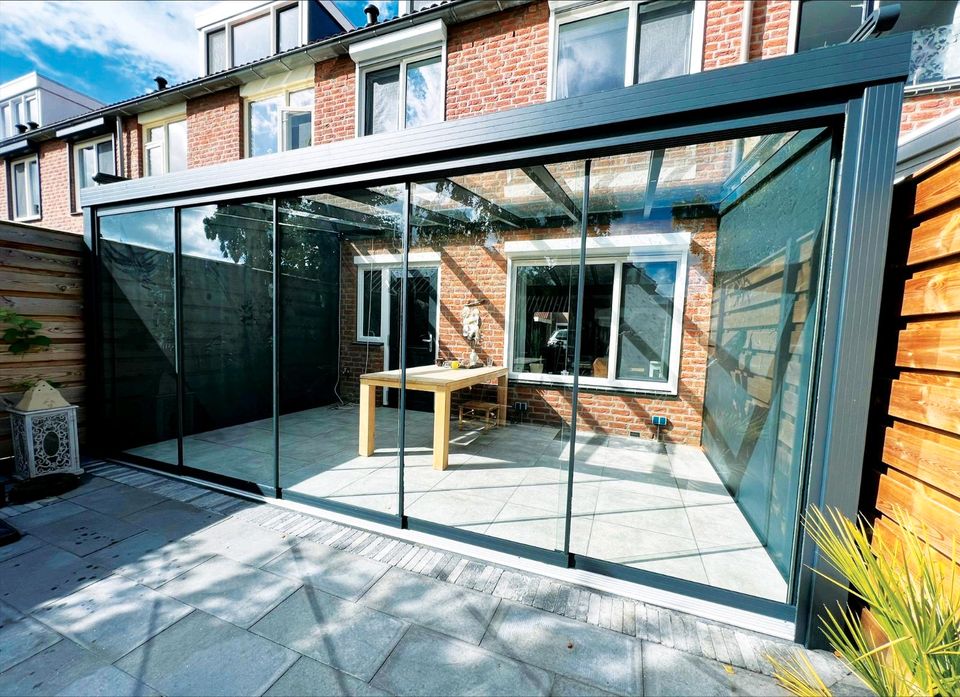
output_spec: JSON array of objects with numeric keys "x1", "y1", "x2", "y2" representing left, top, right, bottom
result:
[
  {"x1": 9, "y1": 154, "x2": 40, "y2": 222},
  {"x1": 1, "y1": 90, "x2": 43, "y2": 138},
  {"x1": 143, "y1": 117, "x2": 187, "y2": 177},
  {"x1": 504, "y1": 233, "x2": 689, "y2": 395},
  {"x1": 547, "y1": 0, "x2": 706, "y2": 100},
  {"x1": 356, "y1": 47, "x2": 446, "y2": 137},
  {"x1": 202, "y1": 2, "x2": 306, "y2": 75},
  {"x1": 244, "y1": 85, "x2": 314, "y2": 158},
  {"x1": 73, "y1": 134, "x2": 115, "y2": 209}
]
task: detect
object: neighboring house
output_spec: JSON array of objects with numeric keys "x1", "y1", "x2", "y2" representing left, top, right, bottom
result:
[
  {"x1": 0, "y1": 0, "x2": 956, "y2": 649},
  {"x1": 1, "y1": 0, "x2": 957, "y2": 234}
]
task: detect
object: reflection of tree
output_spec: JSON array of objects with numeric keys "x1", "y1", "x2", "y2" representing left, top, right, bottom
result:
[{"x1": 198, "y1": 203, "x2": 273, "y2": 269}]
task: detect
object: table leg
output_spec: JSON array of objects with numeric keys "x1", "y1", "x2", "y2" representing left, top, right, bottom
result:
[
  {"x1": 433, "y1": 390, "x2": 451, "y2": 471},
  {"x1": 359, "y1": 383, "x2": 376, "y2": 457},
  {"x1": 497, "y1": 374, "x2": 508, "y2": 426}
]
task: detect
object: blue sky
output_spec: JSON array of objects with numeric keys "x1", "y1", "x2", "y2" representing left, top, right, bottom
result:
[{"x1": 0, "y1": 1, "x2": 399, "y2": 105}]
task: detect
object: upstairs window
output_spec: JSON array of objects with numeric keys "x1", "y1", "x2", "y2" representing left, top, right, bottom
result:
[
  {"x1": 277, "y1": 4, "x2": 300, "y2": 52},
  {"x1": 247, "y1": 87, "x2": 313, "y2": 157},
  {"x1": 362, "y1": 53, "x2": 444, "y2": 135},
  {"x1": 797, "y1": 0, "x2": 960, "y2": 89},
  {"x1": 144, "y1": 119, "x2": 187, "y2": 176},
  {"x1": 207, "y1": 28, "x2": 227, "y2": 73},
  {"x1": 552, "y1": 1, "x2": 699, "y2": 100},
  {"x1": 75, "y1": 136, "x2": 115, "y2": 190},
  {"x1": 232, "y1": 14, "x2": 272, "y2": 66},
  {"x1": 10, "y1": 154, "x2": 40, "y2": 221}
]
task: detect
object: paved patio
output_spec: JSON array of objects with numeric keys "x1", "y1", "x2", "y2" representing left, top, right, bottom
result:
[
  {"x1": 0, "y1": 462, "x2": 867, "y2": 696},
  {"x1": 126, "y1": 404, "x2": 787, "y2": 601}
]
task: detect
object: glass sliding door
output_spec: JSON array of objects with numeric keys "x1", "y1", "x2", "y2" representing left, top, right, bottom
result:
[
  {"x1": 179, "y1": 200, "x2": 276, "y2": 489},
  {"x1": 567, "y1": 129, "x2": 833, "y2": 603},
  {"x1": 278, "y1": 186, "x2": 405, "y2": 517},
  {"x1": 99, "y1": 208, "x2": 178, "y2": 463},
  {"x1": 400, "y1": 162, "x2": 585, "y2": 554}
]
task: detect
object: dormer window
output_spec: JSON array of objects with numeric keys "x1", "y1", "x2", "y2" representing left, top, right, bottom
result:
[
  {"x1": 233, "y1": 13, "x2": 272, "y2": 66},
  {"x1": 207, "y1": 28, "x2": 227, "y2": 74}
]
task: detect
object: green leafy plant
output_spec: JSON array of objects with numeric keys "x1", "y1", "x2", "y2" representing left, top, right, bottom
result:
[
  {"x1": 769, "y1": 507, "x2": 960, "y2": 696},
  {"x1": 0, "y1": 309, "x2": 51, "y2": 355}
]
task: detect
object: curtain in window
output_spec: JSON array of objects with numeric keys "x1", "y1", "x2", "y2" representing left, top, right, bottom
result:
[{"x1": 636, "y1": 3, "x2": 693, "y2": 84}]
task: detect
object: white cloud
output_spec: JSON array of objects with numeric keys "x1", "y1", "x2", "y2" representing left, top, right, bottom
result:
[{"x1": 0, "y1": 0, "x2": 221, "y2": 95}]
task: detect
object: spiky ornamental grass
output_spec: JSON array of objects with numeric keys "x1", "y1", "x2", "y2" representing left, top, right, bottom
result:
[{"x1": 769, "y1": 507, "x2": 959, "y2": 697}]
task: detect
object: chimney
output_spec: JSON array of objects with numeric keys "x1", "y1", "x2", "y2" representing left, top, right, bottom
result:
[
  {"x1": 363, "y1": 3, "x2": 379, "y2": 26},
  {"x1": 154, "y1": 76, "x2": 168, "y2": 91}
]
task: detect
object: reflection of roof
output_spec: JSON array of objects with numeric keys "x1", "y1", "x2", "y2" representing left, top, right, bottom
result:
[{"x1": 0, "y1": 0, "x2": 527, "y2": 149}]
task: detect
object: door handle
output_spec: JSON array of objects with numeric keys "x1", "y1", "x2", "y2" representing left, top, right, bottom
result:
[{"x1": 421, "y1": 333, "x2": 433, "y2": 344}]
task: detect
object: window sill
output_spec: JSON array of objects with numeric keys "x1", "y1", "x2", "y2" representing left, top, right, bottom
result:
[
  {"x1": 903, "y1": 79, "x2": 960, "y2": 97},
  {"x1": 509, "y1": 373, "x2": 678, "y2": 397},
  {"x1": 354, "y1": 339, "x2": 384, "y2": 346},
  {"x1": 13, "y1": 215, "x2": 41, "y2": 224}
]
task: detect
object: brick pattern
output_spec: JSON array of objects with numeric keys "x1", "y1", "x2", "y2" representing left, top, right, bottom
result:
[
  {"x1": 0, "y1": 163, "x2": 7, "y2": 221},
  {"x1": 122, "y1": 116, "x2": 142, "y2": 179},
  {"x1": 748, "y1": 0, "x2": 792, "y2": 60},
  {"x1": 315, "y1": 57, "x2": 356, "y2": 145},
  {"x1": 186, "y1": 88, "x2": 244, "y2": 167},
  {"x1": 58, "y1": 459, "x2": 853, "y2": 688},
  {"x1": 446, "y1": 1, "x2": 549, "y2": 120},
  {"x1": 37, "y1": 141, "x2": 82, "y2": 234},
  {"x1": 703, "y1": 1, "x2": 747, "y2": 70},
  {"x1": 900, "y1": 93, "x2": 960, "y2": 135}
]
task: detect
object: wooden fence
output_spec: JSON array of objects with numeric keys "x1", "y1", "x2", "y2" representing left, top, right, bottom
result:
[
  {"x1": 866, "y1": 147, "x2": 960, "y2": 564},
  {"x1": 0, "y1": 221, "x2": 86, "y2": 459}
]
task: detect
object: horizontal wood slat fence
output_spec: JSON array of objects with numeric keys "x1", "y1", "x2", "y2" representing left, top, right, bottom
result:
[
  {"x1": 0, "y1": 222, "x2": 86, "y2": 460},
  {"x1": 867, "y1": 147, "x2": 960, "y2": 566}
]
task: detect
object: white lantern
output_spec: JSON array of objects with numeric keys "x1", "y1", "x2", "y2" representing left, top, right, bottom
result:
[{"x1": 8, "y1": 381, "x2": 82, "y2": 480}]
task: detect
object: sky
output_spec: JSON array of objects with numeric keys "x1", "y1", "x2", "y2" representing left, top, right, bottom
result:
[{"x1": 0, "y1": 1, "x2": 400, "y2": 105}]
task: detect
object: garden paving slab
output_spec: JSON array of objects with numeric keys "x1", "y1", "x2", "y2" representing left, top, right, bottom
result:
[
  {"x1": 359, "y1": 566, "x2": 500, "y2": 644},
  {"x1": 0, "y1": 533, "x2": 42, "y2": 564},
  {"x1": 641, "y1": 641, "x2": 788, "y2": 696},
  {"x1": 158, "y1": 555, "x2": 301, "y2": 627},
  {"x1": 264, "y1": 656, "x2": 391, "y2": 697},
  {"x1": 70, "y1": 483, "x2": 167, "y2": 517},
  {"x1": 7, "y1": 501, "x2": 85, "y2": 530},
  {"x1": 0, "y1": 545, "x2": 109, "y2": 612},
  {"x1": 262, "y1": 540, "x2": 388, "y2": 601},
  {"x1": 0, "y1": 639, "x2": 158, "y2": 697},
  {"x1": 115, "y1": 610, "x2": 298, "y2": 697},
  {"x1": 122, "y1": 499, "x2": 223, "y2": 541},
  {"x1": 25, "y1": 508, "x2": 145, "y2": 556},
  {"x1": 85, "y1": 531, "x2": 214, "y2": 588},
  {"x1": 371, "y1": 626, "x2": 552, "y2": 696},
  {"x1": 0, "y1": 602, "x2": 60, "y2": 673},
  {"x1": 550, "y1": 676, "x2": 620, "y2": 696},
  {"x1": 31, "y1": 574, "x2": 193, "y2": 662},
  {"x1": 182, "y1": 517, "x2": 295, "y2": 566},
  {"x1": 58, "y1": 474, "x2": 116, "y2": 499},
  {"x1": 251, "y1": 586, "x2": 407, "y2": 681},
  {"x1": 480, "y1": 601, "x2": 642, "y2": 695}
]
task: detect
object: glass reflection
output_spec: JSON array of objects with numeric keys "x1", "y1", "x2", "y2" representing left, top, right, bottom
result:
[
  {"x1": 99, "y1": 208, "x2": 178, "y2": 461},
  {"x1": 405, "y1": 56, "x2": 443, "y2": 128}
]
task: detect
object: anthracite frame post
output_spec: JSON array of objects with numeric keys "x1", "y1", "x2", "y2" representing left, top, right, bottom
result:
[
  {"x1": 272, "y1": 198, "x2": 281, "y2": 496},
  {"x1": 173, "y1": 206, "x2": 185, "y2": 471},
  {"x1": 397, "y1": 182, "x2": 411, "y2": 522}
]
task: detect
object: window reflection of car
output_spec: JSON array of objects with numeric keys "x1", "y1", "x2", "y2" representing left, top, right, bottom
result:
[{"x1": 547, "y1": 328, "x2": 568, "y2": 348}]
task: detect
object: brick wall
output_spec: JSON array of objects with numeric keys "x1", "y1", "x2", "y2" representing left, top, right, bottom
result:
[
  {"x1": 37, "y1": 141, "x2": 81, "y2": 234},
  {"x1": 446, "y1": 1, "x2": 549, "y2": 120},
  {"x1": 703, "y1": 1, "x2": 747, "y2": 70},
  {"x1": 122, "y1": 116, "x2": 142, "y2": 179},
  {"x1": 0, "y1": 163, "x2": 6, "y2": 221},
  {"x1": 748, "y1": 0, "x2": 792, "y2": 60},
  {"x1": 900, "y1": 93, "x2": 960, "y2": 136},
  {"x1": 315, "y1": 57, "x2": 356, "y2": 145},
  {"x1": 187, "y1": 88, "x2": 243, "y2": 167}
]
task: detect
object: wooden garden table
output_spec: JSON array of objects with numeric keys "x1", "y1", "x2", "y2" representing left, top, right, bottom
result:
[{"x1": 358, "y1": 365, "x2": 508, "y2": 470}]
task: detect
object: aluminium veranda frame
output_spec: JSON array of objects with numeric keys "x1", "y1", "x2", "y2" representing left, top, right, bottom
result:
[{"x1": 81, "y1": 34, "x2": 910, "y2": 647}]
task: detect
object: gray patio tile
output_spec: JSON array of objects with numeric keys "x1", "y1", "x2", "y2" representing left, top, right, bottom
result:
[
  {"x1": 550, "y1": 676, "x2": 620, "y2": 697},
  {"x1": 405, "y1": 490, "x2": 507, "y2": 527},
  {"x1": 0, "y1": 533, "x2": 43, "y2": 563},
  {"x1": 158, "y1": 555, "x2": 300, "y2": 627},
  {"x1": 69, "y1": 483, "x2": 167, "y2": 517},
  {"x1": 0, "y1": 639, "x2": 158, "y2": 696},
  {"x1": 122, "y1": 499, "x2": 223, "y2": 541},
  {"x1": 32, "y1": 574, "x2": 192, "y2": 662},
  {"x1": 641, "y1": 641, "x2": 788, "y2": 696},
  {"x1": 85, "y1": 531, "x2": 214, "y2": 588},
  {"x1": 828, "y1": 672, "x2": 874, "y2": 696},
  {"x1": 0, "y1": 545, "x2": 109, "y2": 612},
  {"x1": 480, "y1": 601, "x2": 642, "y2": 695},
  {"x1": 58, "y1": 474, "x2": 116, "y2": 499},
  {"x1": 371, "y1": 626, "x2": 552, "y2": 697},
  {"x1": 7, "y1": 500, "x2": 84, "y2": 530},
  {"x1": 263, "y1": 540, "x2": 388, "y2": 601},
  {"x1": 26, "y1": 508, "x2": 145, "y2": 556},
  {"x1": 251, "y1": 586, "x2": 407, "y2": 681},
  {"x1": 265, "y1": 656, "x2": 390, "y2": 697},
  {"x1": 359, "y1": 567, "x2": 500, "y2": 644},
  {"x1": 116, "y1": 610, "x2": 298, "y2": 697},
  {"x1": 0, "y1": 602, "x2": 60, "y2": 673},
  {"x1": 182, "y1": 516, "x2": 295, "y2": 566}
]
